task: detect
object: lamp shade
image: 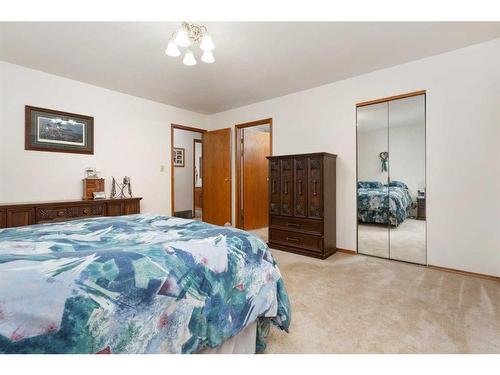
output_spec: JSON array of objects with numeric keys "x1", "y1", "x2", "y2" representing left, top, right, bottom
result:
[
  {"x1": 201, "y1": 50, "x2": 215, "y2": 63},
  {"x1": 175, "y1": 29, "x2": 191, "y2": 47},
  {"x1": 182, "y1": 50, "x2": 197, "y2": 66},
  {"x1": 200, "y1": 34, "x2": 215, "y2": 51},
  {"x1": 165, "y1": 40, "x2": 180, "y2": 57}
]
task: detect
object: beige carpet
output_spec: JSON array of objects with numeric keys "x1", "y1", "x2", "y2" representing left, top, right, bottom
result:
[
  {"x1": 358, "y1": 219, "x2": 426, "y2": 264},
  {"x1": 249, "y1": 228, "x2": 500, "y2": 353}
]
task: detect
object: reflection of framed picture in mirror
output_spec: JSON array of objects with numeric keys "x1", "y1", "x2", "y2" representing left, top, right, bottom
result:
[
  {"x1": 173, "y1": 147, "x2": 185, "y2": 167},
  {"x1": 25, "y1": 105, "x2": 94, "y2": 154}
]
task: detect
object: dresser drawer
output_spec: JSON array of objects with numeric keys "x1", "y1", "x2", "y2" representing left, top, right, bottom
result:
[
  {"x1": 270, "y1": 215, "x2": 323, "y2": 235},
  {"x1": 36, "y1": 204, "x2": 106, "y2": 223},
  {"x1": 269, "y1": 229, "x2": 323, "y2": 253}
]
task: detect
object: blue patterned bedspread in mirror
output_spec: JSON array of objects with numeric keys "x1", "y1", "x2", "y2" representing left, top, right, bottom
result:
[
  {"x1": 0, "y1": 214, "x2": 291, "y2": 354},
  {"x1": 357, "y1": 185, "x2": 413, "y2": 226}
]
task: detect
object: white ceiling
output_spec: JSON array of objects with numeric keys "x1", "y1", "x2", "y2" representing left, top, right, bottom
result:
[{"x1": 1, "y1": 22, "x2": 499, "y2": 114}]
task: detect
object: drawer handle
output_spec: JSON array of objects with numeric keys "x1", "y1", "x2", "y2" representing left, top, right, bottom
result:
[
  {"x1": 57, "y1": 210, "x2": 65, "y2": 217},
  {"x1": 286, "y1": 236, "x2": 300, "y2": 243},
  {"x1": 312, "y1": 180, "x2": 318, "y2": 196},
  {"x1": 286, "y1": 222, "x2": 300, "y2": 228},
  {"x1": 272, "y1": 180, "x2": 276, "y2": 194},
  {"x1": 284, "y1": 180, "x2": 289, "y2": 195},
  {"x1": 298, "y1": 179, "x2": 303, "y2": 195}
]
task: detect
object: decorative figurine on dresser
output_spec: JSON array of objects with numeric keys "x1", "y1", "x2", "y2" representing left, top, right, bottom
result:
[
  {"x1": 110, "y1": 176, "x2": 133, "y2": 199},
  {"x1": 267, "y1": 152, "x2": 337, "y2": 259}
]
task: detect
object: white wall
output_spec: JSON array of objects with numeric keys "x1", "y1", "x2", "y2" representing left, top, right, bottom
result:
[
  {"x1": 208, "y1": 38, "x2": 500, "y2": 277},
  {"x1": 173, "y1": 128, "x2": 202, "y2": 213},
  {"x1": 0, "y1": 61, "x2": 209, "y2": 214}
]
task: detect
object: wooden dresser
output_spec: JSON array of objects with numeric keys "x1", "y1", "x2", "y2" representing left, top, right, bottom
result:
[
  {"x1": 0, "y1": 197, "x2": 142, "y2": 228},
  {"x1": 267, "y1": 152, "x2": 337, "y2": 259}
]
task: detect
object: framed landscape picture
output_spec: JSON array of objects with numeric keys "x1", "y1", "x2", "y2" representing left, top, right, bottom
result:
[
  {"x1": 173, "y1": 147, "x2": 185, "y2": 167},
  {"x1": 25, "y1": 106, "x2": 94, "y2": 154}
]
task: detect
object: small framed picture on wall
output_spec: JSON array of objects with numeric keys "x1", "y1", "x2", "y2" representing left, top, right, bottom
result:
[{"x1": 173, "y1": 147, "x2": 185, "y2": 167}]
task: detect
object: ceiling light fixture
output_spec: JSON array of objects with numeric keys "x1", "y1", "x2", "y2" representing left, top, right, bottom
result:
[{"x1": 165, "y1": 22, "x2": 215, "y2": 66}]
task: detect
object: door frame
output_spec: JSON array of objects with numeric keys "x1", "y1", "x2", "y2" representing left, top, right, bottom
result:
[
  {"x1": 235, "y1": 118, "x2": 273, "y2": 229},
  {"x1": 192, "y1": 138, "x2": 203, "y2": 218},
  {"x1": 170, "y1": 123, "x2": 206, "y2": 217}
]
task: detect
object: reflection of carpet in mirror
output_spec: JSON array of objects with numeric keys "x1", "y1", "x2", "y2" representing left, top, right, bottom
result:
[{"x1": 358, "y1": 219, "x2": 426, "y2": 264}]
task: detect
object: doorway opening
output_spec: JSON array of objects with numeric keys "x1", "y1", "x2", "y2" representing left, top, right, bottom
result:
[
  {"x1": 235, "y1": 118, "x2": 273, "y2": 230},
  {"x1": 171, "y1": 124, "x2": 206, "y2": 220}
]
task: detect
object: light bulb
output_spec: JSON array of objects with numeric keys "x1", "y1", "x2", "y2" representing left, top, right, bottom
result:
[
  {"x1": 200, "y1": 34, "x2": 215, "y2": 51},
  {"x1": 175, "y1": 29, "x2": 191, "y2": 48},
  {"x1": 201, "y1": 50, "x2": 215, "y2": 64},
  {"x1": 182, "y1": 50, "x2": 197, "y2": 66},
  {"x1": 165, "y1": 39, "x2": 180, "y2": 57}
]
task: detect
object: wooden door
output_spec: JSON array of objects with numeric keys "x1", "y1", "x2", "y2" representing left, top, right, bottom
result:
[
  {"x1": 202, "y1": 128, "x2": 232, "y2": 226},
  {"x1": 241, "y1": 128, "x2": 270, "y2": 230},
  {"x1": 307, "y1": 156, "x2": 323, "y2": 219},
  {"x1": 269, "y1": 158, "x2": 281, "y2": 215},
  {"x1": 293, "y1": 157, "x2": 307, "y2": 217},
  {"x1": 280, "y1": 158, "x2": 293, "y2": 216}
]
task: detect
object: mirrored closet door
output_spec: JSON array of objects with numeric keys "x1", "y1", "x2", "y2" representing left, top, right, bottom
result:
[{"x1": 356, "y1": 93, "x2": 426, "y2": 264}]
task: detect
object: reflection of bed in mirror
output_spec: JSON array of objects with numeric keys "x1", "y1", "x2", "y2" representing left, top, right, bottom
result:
[{"x1": 357, "y1": 180, "x2": 412, "y2": 226}]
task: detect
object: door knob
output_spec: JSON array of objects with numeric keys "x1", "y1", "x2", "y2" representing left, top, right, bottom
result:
[{"x1": 224, "y1": 178, "x2": 231, "y2": 182}]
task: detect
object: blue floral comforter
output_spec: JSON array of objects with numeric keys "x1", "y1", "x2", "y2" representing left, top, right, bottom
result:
[
  {"x1": 0, "y1": 214, "x2": 291, "y2": 354},
  {"x1": 357, "y1": 186, "x2": 412, "y2": 226}
]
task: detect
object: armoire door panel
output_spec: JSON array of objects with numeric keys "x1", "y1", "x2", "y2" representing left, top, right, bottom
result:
[
  {"x1": 307, "y1": 157, "x2": 323, "y2": 219},
  {"x1": 293, "y1": 157, "x2": 307, "y2": 217},
  {"x1": 280, "y1": 158, "x2": 293, "y2": 216},
  {"x1": 269, "y1": 159, "x2": 281, "y2": 215}
]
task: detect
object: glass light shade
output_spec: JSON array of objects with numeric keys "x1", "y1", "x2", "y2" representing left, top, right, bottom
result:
[
  {"x1": 175, "y1": 29, "x2": 191, "y2": 47},
  {"x1": 165, "y1": 40, "x2": 180, "y2": 57},
  {"x1": 200, "y1": 34, "x2": 215, "y2": 51},
  {"x1": 182, "y1": 50, "x2": 197, "y2": 66},
  {"x1": 201, "y1": 50, "x2": 215, "y2": 63}
]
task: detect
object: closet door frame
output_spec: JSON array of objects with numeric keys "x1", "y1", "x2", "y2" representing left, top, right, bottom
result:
[{"x1": 355, "y1": 90, "x2": 427, "y2": 264}]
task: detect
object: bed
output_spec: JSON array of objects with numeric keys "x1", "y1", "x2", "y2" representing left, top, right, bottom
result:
[
  {"x1": 0, "y1": 214, "x2": 291, "y2": 354},
  {"x1": 357, "y1": 181, "x2": 413, "y2": 226}
]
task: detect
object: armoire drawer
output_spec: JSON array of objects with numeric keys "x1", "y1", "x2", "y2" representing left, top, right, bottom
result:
[
  {"x1": 269, "y1": 215, "x2": 323, "y2": 235},
  {"x1": 269, "y1": 229, "x2": 323, "y2": 253}
]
